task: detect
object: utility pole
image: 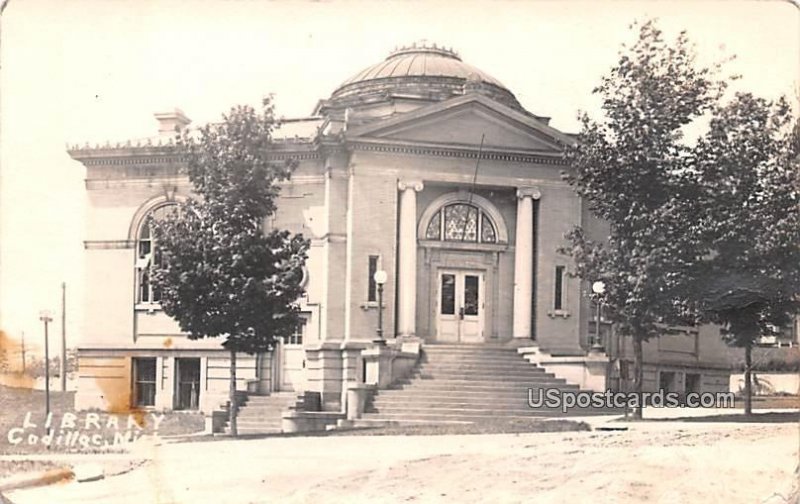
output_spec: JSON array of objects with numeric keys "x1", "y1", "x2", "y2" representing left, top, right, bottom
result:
[
  {"x1": 0, "y1": 0, "x2": 10, "y2": 330},
  {"x1": 39, "y1": 310, "x2": 53, "y2": 425},
  {"x1": 61, "y1": 282, "x2": 67, "y2": 391},
  {"x1": 20, "y1": 330, "x2": 25, "y2": 373}
]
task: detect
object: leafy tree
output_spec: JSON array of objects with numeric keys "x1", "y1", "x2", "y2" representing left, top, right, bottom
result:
[
  {"x1": 0, "y1": 346, "x2": 8, "y2": 373},
  {"x1": 152, "y1": 99, "x2": 309, "y2": 436},
  {"x1": 24, "y1": 355, "x2": 60, "y2": 379},
  {"x1": 690, "y1": 93, "x2": 800, "y2": 415},
  {"x1": 563, "y1": 20, "x2": 728, "y2": 418}
]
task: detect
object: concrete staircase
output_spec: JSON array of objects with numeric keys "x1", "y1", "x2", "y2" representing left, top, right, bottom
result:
[
  {"x1": 359, "y1": 343, "x2": 615, "y2": 425},
  {"x1": 223, "y1": 392, "x2": 299, "y2": 435}
]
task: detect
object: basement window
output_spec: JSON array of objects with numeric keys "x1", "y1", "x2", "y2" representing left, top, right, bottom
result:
[{"x1": 132, "y1": 357, "x2": 157, "y2": 407}]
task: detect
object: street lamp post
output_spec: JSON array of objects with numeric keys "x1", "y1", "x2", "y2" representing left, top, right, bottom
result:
[
  {"x1": 61, "y1": 282, "x2": 67, "y2": 392},
  {"x1": 373, "y1": 270, "x2": 387, "y2": 345},
  {"x1": 39, "y1": 310, "x2": 53, "y2": 427},
  {"x1": 591, "y1": 281, "x2": 606, "y2": 351}
]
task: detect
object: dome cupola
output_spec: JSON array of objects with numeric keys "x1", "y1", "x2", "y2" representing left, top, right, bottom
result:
[{"x1": 325, "y1": 41, "x2": 523, "y2": 112}]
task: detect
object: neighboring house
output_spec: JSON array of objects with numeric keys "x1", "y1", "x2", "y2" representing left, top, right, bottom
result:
[{"x1": 68, "y1": 43, "x2": 734, "y2": 414}]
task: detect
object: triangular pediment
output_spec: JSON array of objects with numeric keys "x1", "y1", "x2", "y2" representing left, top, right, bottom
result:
[{"x1": 346, "y1": 94, "x2": 574, "y2": 154}]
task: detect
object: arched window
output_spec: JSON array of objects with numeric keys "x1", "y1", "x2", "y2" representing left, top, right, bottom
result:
[
  {"x1": 135, "y1": 203, "x2": 179, "y2": 304},
  {"x1": 424, "y1": 202, "x2": 498, "y2": 243}
]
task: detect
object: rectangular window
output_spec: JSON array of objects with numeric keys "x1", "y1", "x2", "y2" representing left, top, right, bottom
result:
[
  {"x1": 464, "y1": 275, "x2": 480, "y2": 316},
  {"x1": 685, "y1": 373, "x2": 701, "y2": 394},
  {"x1": 139, "y1": 270, "x2": 151, "y2": 303},
  {"x1": 138, "y1": 240, "x2": 151, "y2": 258},
  {"x1": 441, "y1": 274, "x2": 456, "y2": 315},
  {"x1": 283, "y1": 319, "x2": 306, "y2": 345},
  {"x1": 133, "y1": 357, "x2": 157, "y2": 407},
  {"x1": 659, "y1": 371, "x2": 676, "y2": 393},
  {"x1": 174, "y1": 358, "x2": 200, "y2": 410},
  {"x1": 367, "y1": 255, "x2": 379, "y2": 302},
  {"x1": 794, "y1": 316, "x2": 800, "y2": 345},
  {"x1": 554, "y1": 266, "x2": 565, "y2": 311}
]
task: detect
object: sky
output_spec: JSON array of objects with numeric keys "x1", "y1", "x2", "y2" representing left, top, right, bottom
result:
[{"x1": 0, "y1": 0, "x2": 798, "y2": 354}]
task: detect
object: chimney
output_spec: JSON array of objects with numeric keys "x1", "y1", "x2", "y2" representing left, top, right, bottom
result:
[{"x1": 154, "y1": 108, "x2": 191, "y2": 138}]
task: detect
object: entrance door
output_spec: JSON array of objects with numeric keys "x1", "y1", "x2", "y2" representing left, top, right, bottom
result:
[
  {"x1": 278, "y1": 321, "x2": 306, "y2": 391},
  {"x1": 437, "y1": 270, "x2": 484, "y2": 343},
  {"x1": 174, "y1": 358, "x2": 200, "y2": 410}
]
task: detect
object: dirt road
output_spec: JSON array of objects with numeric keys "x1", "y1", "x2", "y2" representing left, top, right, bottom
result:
[{"x1": 6, "y1": 419, "x2": 799, "y2": 503}]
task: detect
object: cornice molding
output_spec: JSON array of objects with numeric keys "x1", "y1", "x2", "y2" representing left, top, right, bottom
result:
[
  {"x1": 348, "y1": 140, "x2": 568, "y2": 166},
  {"x1": 81, "y1": 155, "x2": 186, "y2": 167},
  {"x1": 267, "y1": 151, "x2": 322, "y2": 161},
  {"x1": 77, "y1": 151, "x2": 322, "y2": 167},
  {"x1": 287, "y1": 175, "x2": 326, "y2": 185},
  {"x1": 69, "y1": 142, "x2": 321, "y2": 167},
  {"x1": 69, "y1": 135, "x2": 566, "y2": 167},
  {"x1": 84, "y1": 240, "x2": 135, "y2": 250},
  {"x1": 418, "y1": 239, "x2": 510, "y2": 253},
  {"x1": 85, "y1": 173, "x2": 324, "y2": 190},
  {"x1": 85, "y1": 178, "x2": 189, "y2": 190},
  {"x1": 310, "y1": 233, "x2": 347, "y2": 245}
]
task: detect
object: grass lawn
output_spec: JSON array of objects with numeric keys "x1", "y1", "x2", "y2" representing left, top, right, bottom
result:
[
  {"x1": 735, "y1": 395, "x2": 799, "y2": 409},
  {"x1": 169, "y1": 417, "x2": 591, "y2": 444},
  {"x1": 0, "y1": 460, "x2": 65, "y2": 480},
  {"x1": 0, "y1": 385, "x2": 205, "y2": 455}
]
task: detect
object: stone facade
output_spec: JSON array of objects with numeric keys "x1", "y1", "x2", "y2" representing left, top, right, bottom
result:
[{"x1": 68, "y1": 43, "x2": 735, "y2": 414}]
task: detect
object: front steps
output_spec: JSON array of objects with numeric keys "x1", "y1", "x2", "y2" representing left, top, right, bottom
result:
[
  {"x1": 357, "y1": 343, "x2": 616, "y2": 426},
  {"x1": 223, "y1": 392, "x2": 299, "y2": 435}
]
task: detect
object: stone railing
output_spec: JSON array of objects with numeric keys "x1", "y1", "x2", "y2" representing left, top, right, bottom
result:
[
  {"x1": 280, "y1": 339, "x2": 422, "y2": 432},
  {"x1": 361, "y1": 338, "x2": 421, "y2": 389},
  {"x1": 518, "y1": 346, "x2": 608, "y2": 392}
]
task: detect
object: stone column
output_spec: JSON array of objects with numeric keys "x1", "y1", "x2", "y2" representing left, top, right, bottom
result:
[
  {"x1": 513, "y1": 186, "x2": 541, "y2": 339},
  {"x1": 397, "y1": 180, "x2": 424, "y2": 337}
]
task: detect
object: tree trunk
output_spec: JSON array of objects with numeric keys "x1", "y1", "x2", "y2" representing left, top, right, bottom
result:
[
  {"x1": 632, "y1": 336, "x2": 644, "y2": 420},
  {"x1": 743, "y1": 343, "x2": 752, "y2": 416},
  {"x1": 229, "y1": 350, "x2": 238, "y2": 436}
]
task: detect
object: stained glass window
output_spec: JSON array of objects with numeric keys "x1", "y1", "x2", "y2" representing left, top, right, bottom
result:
[
  {"x1": 444, "y1": 204, "x2": 477, "y2": 241},
  {"x1": 425, "y1": 211, "x2": 441, "y2": 240},
  {"x1": 481, "y1": 214, "x2": 496, "y2": 243},
  {"x1": 425, "y1": 203, "x2": 497, "y2": 244}
]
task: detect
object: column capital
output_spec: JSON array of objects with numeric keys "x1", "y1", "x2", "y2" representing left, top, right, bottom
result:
[
  {"x1": 398, "y1": 180, "x2": 424, "y2": 192},
  {"x1": 517, "y1": 186, "x2": 541, "y2": 200}
]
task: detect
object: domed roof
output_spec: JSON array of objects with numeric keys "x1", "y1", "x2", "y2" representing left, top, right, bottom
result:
[
  {"x1": 340, "y1": 44, "x2": 505, "y2": 88},
  {"x1": 328, "y1": 42, "x2": 522, "y2": 111}
]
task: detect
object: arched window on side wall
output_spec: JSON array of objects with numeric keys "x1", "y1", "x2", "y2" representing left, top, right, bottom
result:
[{"x1": 135, "y1": 203, "x2": 179, "y2": 305}]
